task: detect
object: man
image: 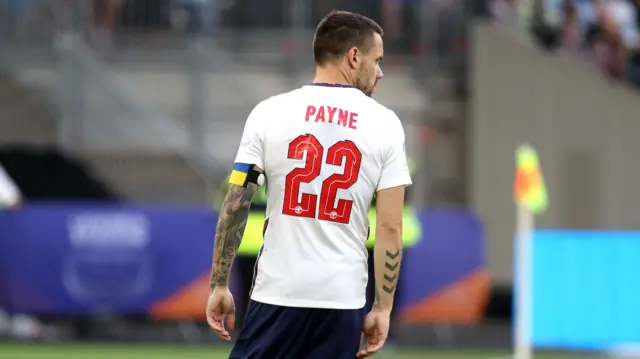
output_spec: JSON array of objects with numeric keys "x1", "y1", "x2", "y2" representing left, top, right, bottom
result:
[
  {"x1": 0, "y1": 163, "x2": 20, "y2": 210},
  {"x1": 0, "y1": 161, "x2": 21, "y2": 338},
  {"x1": 91, "y1": 0, "x2": 125, "y2": 55},
  {"x1": 170, "y1": 0, "x2": 221, "y2": 35},
  {"x1": 0, "y1": 162, "x2": 43, "y2": 340},
  {"x1": 206, "y1": 10, "x2": 412, "y2": 359}
]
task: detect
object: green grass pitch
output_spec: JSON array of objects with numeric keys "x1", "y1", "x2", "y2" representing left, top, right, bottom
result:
[{"x1": 0, "y1": 343, "x2": 604, "y2": 359}]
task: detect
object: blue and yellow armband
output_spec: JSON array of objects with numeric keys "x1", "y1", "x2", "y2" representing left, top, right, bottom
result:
[{"x1": 229, "y1": 163, "x2": 263, "y2": 187}]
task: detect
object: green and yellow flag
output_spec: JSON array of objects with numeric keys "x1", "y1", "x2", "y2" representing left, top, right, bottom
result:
[{"x1": 513, "y1": 144, "x2": 548, "y2": 214}]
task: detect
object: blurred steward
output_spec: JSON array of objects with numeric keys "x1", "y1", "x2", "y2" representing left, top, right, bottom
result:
[
  {"x1": 0, "y1": 162, "x2": 46, "y2": 340},
  {"x1": 0, "y1": 162, "x2": 21, "y2": 210},
  {"x1": 91, "y1": 0, "x2": 125, "y2": 55}
]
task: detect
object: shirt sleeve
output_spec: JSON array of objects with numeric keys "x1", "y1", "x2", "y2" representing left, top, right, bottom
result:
[
  {"x1": 0, "y1": 165, "x2": 20, "y2": 208},
  {"x1": 376, "y1": 111, "x2": 413, "y2": 191},
  {"x1": 234, "y1": 101, "x2": 267, "y2": 170}
]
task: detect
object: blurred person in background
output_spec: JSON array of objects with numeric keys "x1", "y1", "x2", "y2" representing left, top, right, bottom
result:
[
  {"x1": 625, "y1": 0, "x2": 640, "y2": 85},
  {"x1": 0, "y1": 162, "x2": 45, "y2": 340},
  {"x1": 523, "y1": 0, "x2": 640, "y2": 79},
  {"x1": 380, "y1": 0, "x2": 421, "y2": 53},
  {"x1": 119, "y1": 0, "x2": 167, "y2": 31},
  {"x1": 0, "y1": 162, "x2": 22, "y2": 210},
  {"x1": 4, "y1": 0, "x2": 65, "y2": 39},
  {"x1": 381, "y1": 0, "x2": 402, "y2": 49},
  {"x1": 91, "y1": 0, "x2": 125, "y2": 55},
  {"x1": 527, "y1": 0, "x2": 565, "y2": 50},
  {"x1": 169, "y1": 0, "x2": 233, "y2": 35},
  {"x1": 590, "y1": 0, "x2": 638, "y2": 77},
  {"x1": 489, "y1": 0, "x2": 513, "y2": 20},
  {"x1": 5, "y1": 0, "x2": 36, "y2": 37},
  {"x1": 561, "y1": 0, "x2": 582, "y2": 53}
]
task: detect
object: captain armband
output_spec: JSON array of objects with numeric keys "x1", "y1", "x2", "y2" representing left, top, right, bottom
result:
[{"x1": 229, "y1": 163, "x2": 264, "y2": 187}]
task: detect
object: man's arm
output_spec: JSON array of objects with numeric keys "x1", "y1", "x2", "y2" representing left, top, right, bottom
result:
[
  {"x1": 209, "y1": 167, "x2": 262, "y2": 289},
  {"x1": 372, "y1": 185, "x2": 405, "y2": 312}
]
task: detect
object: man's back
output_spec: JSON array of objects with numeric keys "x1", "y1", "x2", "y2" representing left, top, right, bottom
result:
[{"x1": 236, "y1": 84, "x2": 411, "y2": 309}]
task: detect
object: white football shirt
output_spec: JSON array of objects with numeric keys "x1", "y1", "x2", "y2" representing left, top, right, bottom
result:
[{"x1": 234, "y1": 84, "x2": 412, "y2": 309}]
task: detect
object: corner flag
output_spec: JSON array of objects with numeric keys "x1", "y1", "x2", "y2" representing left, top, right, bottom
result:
[{"x1": 513, "y1": 144, "x2": 548, "y2": 214}]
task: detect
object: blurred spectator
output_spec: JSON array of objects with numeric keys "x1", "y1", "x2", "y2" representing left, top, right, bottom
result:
[
  {"x1": 91, "y1": 0, "x2": 125, "y2": 55},
  {"x1": 381, "y1": 0, "x2": 403, "y2": 45},
  {"x1": 530, "y1": 0, "x2": 562, "y2": 50},
  {"x1": 588, "y1": 0, "x2": 636, "y2": 76},
  {"x1": 4, "y1": 0, "x2": 125, "y2": 56},
  {"x1": 490, "y1": 0, "x2": 513, "y2": 20},
  {"x1": 93, "y1": 0, "x2": 124, "y2": 34},
  {"x1": 494, "y1": 0, "x2": 640, "y2": 87},
  {"x1": 170, "y1": 0, "x2": 221, "y2": 35},
  {"x1": 0, "y1": 162, "x2": 20, "y2": 339},
  {"x1": 0, "y1": 163, "x2": 45, "y2": 340},
  {"x1": 4, "y1": 0, "x2": 53, "y2": 39},
  {"x1": 561, "y1": 0, "x2": 582, "y2": 52},
  {"x1": 0, "y1": 162, "x2": 21, "y2": 210},
  {"x1": 119, "y1": 0, "x2": 168, "y2": 30},
  {"x1": 626, "y1": 0, "x2": 640, "y2": 85}
]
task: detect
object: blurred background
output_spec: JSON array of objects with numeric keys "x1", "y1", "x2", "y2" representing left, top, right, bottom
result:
[{"x1": 1, "y1": 0, "x2": 639, "y2": 358}]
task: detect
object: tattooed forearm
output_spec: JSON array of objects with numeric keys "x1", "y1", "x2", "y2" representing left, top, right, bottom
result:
[
  {"x1": 373, "y1": 246, "x2": 401, "y2": 312},
  {"x1": 210, "y1": 183, "x2": 257, "y2": 289}
]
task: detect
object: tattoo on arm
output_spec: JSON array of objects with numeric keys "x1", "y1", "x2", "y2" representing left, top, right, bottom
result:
[
  {"x1": 383, "y1": 250, "x2": 400, "y2": 294},
  {"x1": 210, "y1": 183, "x2": 257, "y2": 289},
  {"x1": 373, "y1": 249, "x2": 401, "y2": 309}
]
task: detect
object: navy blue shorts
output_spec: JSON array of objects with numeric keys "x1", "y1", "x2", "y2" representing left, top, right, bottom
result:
[{"x1": 229, "y1": 300, "x2": 365, "y2": 359}]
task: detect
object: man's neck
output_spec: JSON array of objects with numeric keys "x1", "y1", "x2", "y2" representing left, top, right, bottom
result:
[{"x1": 313, "y1": 66, "x2": 352, "y2": 87}]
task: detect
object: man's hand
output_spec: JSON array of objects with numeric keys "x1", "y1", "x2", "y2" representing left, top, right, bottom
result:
[
  {"x1": 206, "y1": 286, "x2": 236, "y2": 341},
  {"x1": 357, "y1": 309, "x2": 390, "y2": 358}
]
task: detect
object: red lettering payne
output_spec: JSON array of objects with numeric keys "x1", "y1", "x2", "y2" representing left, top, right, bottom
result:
[{"x1": 305, "y1": 105, "x2": 358, "y2": 130}]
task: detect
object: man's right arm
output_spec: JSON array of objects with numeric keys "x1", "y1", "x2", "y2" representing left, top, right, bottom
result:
[{"x1": 372, "y1": 186, "x2": 405, "y2": 312}]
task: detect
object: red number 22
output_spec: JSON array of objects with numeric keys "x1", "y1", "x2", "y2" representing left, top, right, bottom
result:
[{"x1": 283, "y1": 134, "x2": 362, "y2": 224}]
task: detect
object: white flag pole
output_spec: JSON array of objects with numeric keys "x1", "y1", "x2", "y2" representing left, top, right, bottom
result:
[{"x1": 515, "y1": 204, "x2": 535, "y2": 359}]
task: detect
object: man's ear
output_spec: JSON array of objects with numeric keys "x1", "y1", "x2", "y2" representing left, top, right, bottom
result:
[{"x1": 347, "y1": 47, "x2": 359, "y2": 69}]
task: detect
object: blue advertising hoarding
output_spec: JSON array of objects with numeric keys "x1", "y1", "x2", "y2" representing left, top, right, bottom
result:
[
  {"x1": 0, "y1": 203, "x2": 488, "y2": 323},
  {"x1": 526, "y1": 230, "x2": 640, "y2": 350}
]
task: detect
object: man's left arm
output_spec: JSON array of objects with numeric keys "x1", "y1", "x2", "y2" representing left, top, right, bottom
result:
[{"x1": 210, "y1": 167, "x2": 263, "y2": 289}]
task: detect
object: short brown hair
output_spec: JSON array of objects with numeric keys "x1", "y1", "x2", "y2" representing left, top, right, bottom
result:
[{"x1": 313, "y1": 11, "x2": 383, "y2": 65}]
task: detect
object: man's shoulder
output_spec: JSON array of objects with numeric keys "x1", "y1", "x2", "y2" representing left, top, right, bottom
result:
[
  {"x1": 353, "y1": 98, "x2": 402, "y2": 140},
  {"x1": 356, "y1": 96, "x2": 398, "y2": 121}
]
